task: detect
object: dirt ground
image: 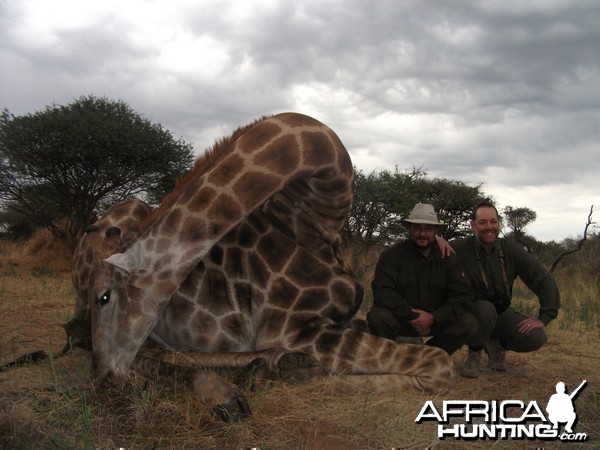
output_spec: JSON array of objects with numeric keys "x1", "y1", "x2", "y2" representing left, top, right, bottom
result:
[{"x1": 1, "y1": 271, "x2": 598, "y2": 449}]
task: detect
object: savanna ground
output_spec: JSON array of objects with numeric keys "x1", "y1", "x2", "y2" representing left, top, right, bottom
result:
[{"x1": 0, "y1": 231, "x2": 598, "y2": 449}]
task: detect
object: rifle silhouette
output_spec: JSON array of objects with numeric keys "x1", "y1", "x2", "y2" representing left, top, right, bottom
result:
[{"x1": 569, "y1": 380, "x2": 587, "y2": 400}]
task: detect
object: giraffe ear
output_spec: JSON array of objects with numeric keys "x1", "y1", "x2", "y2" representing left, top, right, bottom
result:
[{"x1": 104, "y1": 251, "x2": 138, "y2": 275}]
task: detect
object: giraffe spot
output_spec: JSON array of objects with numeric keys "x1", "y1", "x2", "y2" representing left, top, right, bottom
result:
[
  {"x1": 246, "y1": 210, "x2": 270, "y2": 235},
  {"x1": 191, "y1": 309, "x2": 218, "y2": 334},
  {"x1": 256, "y1": 230, "x2": 296, "y2": 273},
  {"x1": 189, "y1": 186, "x2": 217, "y2": 213},
  {"x1": 259, "y1": 308, "x2": 289, "y2": 337},
  {"x1": 206, "y1": 193, "x2": 243, "y2": 236},
  {"x1": 207, "y1": 153, "x2": 244, "y2": 187},
  {"x1": 163, "y1": 208, "x2": 182, "y2": 235},
  {"x1": 236, "y1": 121, "x2": 282, "y2": 153},
  {"x1": 181, "y1": 217, "x2": 207, "y2": 242},
  {"x1": 155, "y1": 238, "x2": 171, "y2": 254},
  {"x1": 209, "y1": 245, "x2": 224, "y2": 266},
  {"x1": 224, "y1": 247, "x2": 244, "y2": 278},
  {"x1": 286, "y1": 252, "x2": 330, "y2": 286},
  {"x1": 277, "y1": 112, "x2": 320, "y2": 127},
  {"x1": 236, "y1": 222, "x2": 259, "y2": 248},
  {"x1": 268, "y1": 277, "x2": 299, "y2": 309},
  {"x1": 321, "y1": 304, "x2": 347, "y2": 324},
  {"x1": 301, "y1": 131, "x2": 335, "y2": 167},
  {"x1": 330, "y1": 279, "x2": 361, "y2": 317},
  {"x1": 337, "y1": 331, "x2": 362, "y2": 358},
  {"x1": 294, "y1": 288, "x2": 329, "y2": 312},
  {"x1": 222, "y1": 313, "x2": 249, "y2": 338},
  {"x1": 233, "y1": 282, "x2": 252, "y2": 313},
  {"x1": 290, "y1": 317, "x2": 322, "y2": 346},
  {"x1": 315, "y1": 329, "x2": 342, "y2": 355},
  {"x1": 179, "y1": 261, "x2": 205, "y2": 297},
  {"x1": 248, "y1": 253, "x2": 269, "y2": 288},
  {"x1": 309, "y1": 173, "x2": 352, "y2": 197},
  {"x1": 401, "y1": 354, "x2": 417, "y2": 369},
  {"x1": 199, "y1": 269, "x2": 231, "y2": 315},
  {"x1": 233, "y1": 172, "x2": 280, "y2": 209},
  {"x1": 167, "y1": 294, "x2": 196, "y2": 324},
  {"x1": 253, "y1": 134, "x2": 299, "y2": 175}
]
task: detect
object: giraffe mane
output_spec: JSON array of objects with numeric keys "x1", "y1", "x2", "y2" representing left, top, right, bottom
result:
[{"x1": 140, "y1": 115, "x2": 272, "y2": 232}]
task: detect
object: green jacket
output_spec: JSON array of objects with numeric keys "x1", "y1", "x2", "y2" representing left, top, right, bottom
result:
[
  {"x1": 451, "y1": 236, "x2": 560, "y2": 325},
  {"x1": 371, "y1": 240, "x2": 473, "y2": 326}
]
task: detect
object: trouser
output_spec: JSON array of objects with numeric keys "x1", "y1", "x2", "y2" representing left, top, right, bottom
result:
[
  {"x1": 367, "y1": 305, "x2": 478, "y2": 355},
  {"x1": 467, "y1": 301, "x2": 548, "y2": 352}
]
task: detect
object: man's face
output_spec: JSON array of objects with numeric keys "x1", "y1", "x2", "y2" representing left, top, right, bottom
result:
[
  {"x1": 408, "y1": 223, "x2": 437, "y2": 250},
  {"x1": 471, "y1": 206, "x2": 500, "y2": 246}
]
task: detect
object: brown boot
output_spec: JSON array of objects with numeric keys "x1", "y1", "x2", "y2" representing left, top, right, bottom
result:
[
  {"x1": 461, "y1": 350, "x2": 482, "y2": 378},
  {"x1": 485, "y1": 340, "x2": 506, "y2": 372}
]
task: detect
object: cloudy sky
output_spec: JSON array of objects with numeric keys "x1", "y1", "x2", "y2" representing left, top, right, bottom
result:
[{"x1": 1, "y1": 0, "x2": 598, "y2": 241}]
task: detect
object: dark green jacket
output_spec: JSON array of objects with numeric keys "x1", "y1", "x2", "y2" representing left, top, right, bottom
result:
[
  {"x1": 371, "y1": 240, "x2": 473, "y2": 326},
  {"x1": 451, "y1": 236, "x2": 560, "y2": 325}
]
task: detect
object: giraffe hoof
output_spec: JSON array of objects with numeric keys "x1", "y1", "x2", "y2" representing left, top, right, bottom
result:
[
  {"x1": 276, "y1": 351, "x2": 321, "y2": 383},
  {"x1": 210, "y1": 395, "x2": 252, "y2": 422}
]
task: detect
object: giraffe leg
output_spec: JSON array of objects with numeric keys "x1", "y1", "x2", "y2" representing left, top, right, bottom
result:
[
  {"x1": 157, "y1": 347, "x2": 321, "y2": 384},
  {"x1": 189, "y1": 370, "x2": 252, "y2": 422},
  {"x1": 248, "y1": 351, "x2": 321, "y2": 391},
  {"x1": 293, "y1": 327, "x2": 455, "y2": 393},
  {"x1": 130, "y1": 350, "x2": 252, "y2": 422}
]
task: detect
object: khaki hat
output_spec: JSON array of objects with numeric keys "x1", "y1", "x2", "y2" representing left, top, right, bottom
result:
[{"x1": 401, "y1": 203, "x2": 445, "y2": 227}]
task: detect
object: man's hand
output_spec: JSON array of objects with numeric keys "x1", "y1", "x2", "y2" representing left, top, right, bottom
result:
[
  {"x1": 436, "y1": 236, "x2": 455, "y2": 258},
  {"x1": 517, "y1": 316, "x2": 544, "y2": 334},
  {"x1": 409, "y1": 308, "x2": 434, "y2": 335}
]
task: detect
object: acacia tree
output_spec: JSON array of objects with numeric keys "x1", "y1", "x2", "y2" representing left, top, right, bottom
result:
[
  {"x1": 0, "y1": 96, "x2": 194, "y2": 246},
  {"x1": 412, "y1": 177, "x2": 486, "y2": 240},
  {"x1": 345, "y1": 166, "x2": 426, "y2": 247},
  {"x1": 345, "y1": 166, "x2": 487, "y2": 248},
  {"x1": 503, "y1": 206, "x2": 537, "y2": 240}
]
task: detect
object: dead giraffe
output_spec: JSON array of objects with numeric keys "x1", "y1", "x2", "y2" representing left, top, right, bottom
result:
[{"x1": 73, "y1": 112, "x2": 454, "y2": 419}]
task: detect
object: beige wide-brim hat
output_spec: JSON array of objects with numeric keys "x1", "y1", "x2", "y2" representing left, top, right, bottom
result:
[{"x1": 401, "y1": 203, "x2": 445, "y2": 227}]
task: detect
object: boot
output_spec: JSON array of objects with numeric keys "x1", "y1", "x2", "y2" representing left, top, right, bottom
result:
[
  {"x1": 485, "y1": 339, "x2": 506, "y2": 372},
  {"x1": 461, "y1": 349, "x2": 481, "y2": 378}
]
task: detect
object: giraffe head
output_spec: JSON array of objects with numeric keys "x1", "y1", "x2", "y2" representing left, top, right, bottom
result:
[{"x1": 71, "y1": 198, "x2": 152, "y2": 385}]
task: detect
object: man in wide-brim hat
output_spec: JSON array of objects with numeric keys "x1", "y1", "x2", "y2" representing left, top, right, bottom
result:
[{"x1": 367, "y1": 203, "x2": 477, "y2": 356}]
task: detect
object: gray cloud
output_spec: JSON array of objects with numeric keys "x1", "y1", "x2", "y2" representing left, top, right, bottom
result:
[{"x1": 1, "y1": 0, "x2": 598, "y2": 241}]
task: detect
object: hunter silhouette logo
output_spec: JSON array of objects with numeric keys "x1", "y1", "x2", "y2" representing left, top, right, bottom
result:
[
  {"x1": 546, "y1": 380, "x2": 586, "y2": 434},
  {"x1": 415, "y1": 380, "x2": 589, "y2": 442}
]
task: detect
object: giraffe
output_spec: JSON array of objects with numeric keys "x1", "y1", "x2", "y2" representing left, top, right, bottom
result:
[{"x1": 75, "y1": 112, "x2": 455, "y2": 419}]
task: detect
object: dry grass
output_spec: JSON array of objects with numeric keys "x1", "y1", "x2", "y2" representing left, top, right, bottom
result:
[{"x1": 1, "y1": 239, "x2": 599, "y2": 448}]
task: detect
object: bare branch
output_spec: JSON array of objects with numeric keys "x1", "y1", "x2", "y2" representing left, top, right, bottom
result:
[{"x1": 550, "y1": 205, "x2": 594, "y2": 273}]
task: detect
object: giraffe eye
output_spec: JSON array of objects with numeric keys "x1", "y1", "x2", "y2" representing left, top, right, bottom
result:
[{"x1": 96, "y1": 291, "x2": 111, "y2": 306}]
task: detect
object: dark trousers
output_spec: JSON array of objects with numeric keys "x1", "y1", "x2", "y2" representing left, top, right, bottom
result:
[
  {"x1": 367, "y1": 305, "x2": 478, "y2": 355},
  {"x1": 467, "y1": 301, "x2": 548, "y2": 352}
]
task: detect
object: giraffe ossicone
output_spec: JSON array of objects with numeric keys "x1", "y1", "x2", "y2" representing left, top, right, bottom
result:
[{"x1": 71, "y1": 112, "x2": 454, "y2": 420}]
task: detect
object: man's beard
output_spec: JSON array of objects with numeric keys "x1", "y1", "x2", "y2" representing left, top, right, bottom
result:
[{"x1": 410, "y1": 238, "x2": 434, "y2": 250}]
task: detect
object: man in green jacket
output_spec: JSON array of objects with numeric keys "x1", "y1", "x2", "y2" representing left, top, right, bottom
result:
[
  {"x1": 367, "y1": 203, "x2": 477, "y2": 355},
  {"x1": 454, "y1": 201, "x2": 560, "y2": 378}
]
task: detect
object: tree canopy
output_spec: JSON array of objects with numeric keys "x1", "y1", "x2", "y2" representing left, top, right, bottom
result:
[
  {"x1": 0, "y1": 96, "x2": 194, "y2": 245},
  {"x1": 345, "y1": 166, "x2": 487, "y2": 248}
]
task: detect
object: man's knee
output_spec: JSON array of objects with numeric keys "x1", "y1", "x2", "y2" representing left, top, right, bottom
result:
[
  {"x1": 366, "y1": 306, "x2": 397, "y2": 338},
  {"x1": 460, "y1": 311, "x2": 479, "y2": 338},
  {"x1": 506, "y1": 328, "x2": 547, "y2": 352},
  {"x1": 367, "y1": 306, "x2": 392, "y2": 326},
  {"x1": 470, "y1": 300, "x2": 497, "y2": 323},
  {"x1": 446, "y1": 311, "x2": 478, "y2": 339}
]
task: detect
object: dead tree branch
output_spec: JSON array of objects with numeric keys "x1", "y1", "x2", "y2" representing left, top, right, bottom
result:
[{"x1": 550, "y1": 205, "x2": 594, "y2": 273}]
